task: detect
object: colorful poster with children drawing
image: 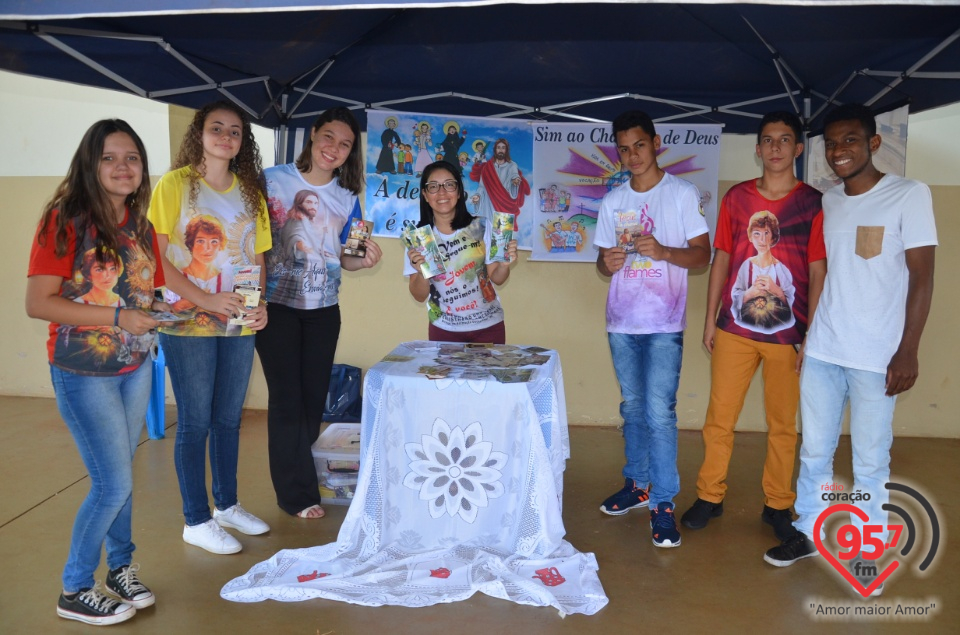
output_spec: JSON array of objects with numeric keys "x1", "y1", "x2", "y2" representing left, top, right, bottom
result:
[
  {"x1": 531, "y1": 121, "x2": 721, "y2": 262},
  {"x1": 365, "y1": 109, "x2": 535, "y2": 249}
]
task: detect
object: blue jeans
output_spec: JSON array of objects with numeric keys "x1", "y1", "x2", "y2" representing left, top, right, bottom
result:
[
  {"x1": 608, "y1": 331, "x2": 683, "y2": 508},
  {"x1": 794, "y1": 356, "x2": 896, "y2": 550},
  {"x1": 51, "y1": 361, "x2": 151, "y2": 593},
  {"x1": 160, "y1": 333, "x2": 256, "y2": 526}
]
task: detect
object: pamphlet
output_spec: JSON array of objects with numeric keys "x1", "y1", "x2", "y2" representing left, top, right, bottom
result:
[
  {"x1": 488, "y1": 212, "x2": 515, "y2": 263},
  {"x1": 403, "y1": 340, "x2": 439, "y2": 353},
  {"x1": 401, "y1": 223, "x2": 447, "y2": 279},
  {"x1": 614, "y1": 209, "x2": 650, "y2": 255},
  {"x1": 229, "y1": 265, "x2": 261, "y2": 328},
  {"x1": 418, "y1": 365, "x2": 453, "y2": 380},
  {"x1": 490, "y1": 368, "x2": 534, "y2": 384},
  {"x1": 343, "y1": 219, "x2": 371, "y2": 258}
]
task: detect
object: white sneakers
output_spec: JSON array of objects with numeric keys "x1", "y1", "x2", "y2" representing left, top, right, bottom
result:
[
  {"x1": 183, "y1": 504, "x2": 269, "y2": 555},
  {"x1": 183, "y1": 519, "x2": 242, "y2": 554},
  {"x1": 213, "y1": 503, "x2": 270, "y2": 535}
]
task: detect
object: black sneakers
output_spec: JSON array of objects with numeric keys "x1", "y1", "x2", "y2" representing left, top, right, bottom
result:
[
  {"x1": 680, "y1": 498, "x2": 724, "y2": 529},
  {"x1": 599, "y1": 478, "x2": 651, "y2": 515},
  {"x1": 106, "y1": 564, "x2": 155, "y2": 609},
  {"x1": 763, "y1": 532, "x2": 818, "y2": 567},
  {"x1": 57, "y1": 583, "x2": 136, "y2": 626},
  {"x1": 762, "y1": 505, "x2": 798, "y2": 541},
  {"x1": 650, "y1": 502, "x2": 682, "y2": 548}
]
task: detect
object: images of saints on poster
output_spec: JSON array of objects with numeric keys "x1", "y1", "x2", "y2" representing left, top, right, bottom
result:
[
  {"x1": 365, "y1": 109, "x2": 536, "y2": 249},
  {"x1": 530, "y1": 122, "x2": 722, "y2": 262}
]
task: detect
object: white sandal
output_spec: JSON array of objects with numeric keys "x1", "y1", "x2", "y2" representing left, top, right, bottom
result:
[{"x1": 296, "y1": 504, "x2": 325, "y2": 519}]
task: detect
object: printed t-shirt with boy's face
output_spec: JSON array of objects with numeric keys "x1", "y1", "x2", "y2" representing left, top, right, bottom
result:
[
  {"x1": 594, "y1": 173, "x2": 709, "y2": 334},
  {"x1": 148, "y1": 166, "x2": 271, "y2": 336},
  {"x1": 713, "y1": 179, "x2": 824, "y2": 344},
  {"x1": 262, "y1": 163, "x2": 360, "y2": 310},
  {"x1": 27, "y1": 210, "x2": 165, "y2": 376},
  {"x1": 402, "y1": 216, "x2": 504, "y2": 332}
]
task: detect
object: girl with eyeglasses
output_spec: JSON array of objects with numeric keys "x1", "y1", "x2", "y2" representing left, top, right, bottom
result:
[{"x1": 405, "y1": 160, "x2": 518, "y2": 344}]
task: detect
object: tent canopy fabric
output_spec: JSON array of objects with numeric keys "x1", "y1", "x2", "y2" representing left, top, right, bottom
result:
[{"x1": 1, "y1": 2, "x2": 959, "y2": 134}]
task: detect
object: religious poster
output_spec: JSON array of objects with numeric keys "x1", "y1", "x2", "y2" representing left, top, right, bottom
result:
[
  {"x1": 806, "y1": 103, "x2": 908, "y2": 193},
  {"x1": 365, "y1": 109, "x2": 536, "y2": 249},
  {"x1": 530, "y1": 122, "x2": 722, "y2": 262}
]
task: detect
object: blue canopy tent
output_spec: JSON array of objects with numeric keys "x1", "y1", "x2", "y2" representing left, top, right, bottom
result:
[{"x1": 2, "y1": 1, "x2": 959, "y2": 156}]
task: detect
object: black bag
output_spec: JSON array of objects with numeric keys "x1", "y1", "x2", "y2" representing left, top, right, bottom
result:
[{"x1": 323, "y1": 364, "x2": 362, "y2": 423}]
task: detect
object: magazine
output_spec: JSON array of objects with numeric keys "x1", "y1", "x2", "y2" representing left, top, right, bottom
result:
[
  {"x1": 401, "y1": 223, "x2": 447, "y2": 279},
  {"x1": 488, "y1": 212, "x2": 515, "y2": 263},
  {"x1": 343, "y1": 219, "x2": 371, "y2": 258}
]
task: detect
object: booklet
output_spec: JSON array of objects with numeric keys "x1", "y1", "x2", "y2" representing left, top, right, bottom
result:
[
  {"x1": 343, "y1": 218, "x2": 371, "y2": 258},
  {"x1": 401, "y1": 223, "x2": 447, "y2": 279},
  {"x1": 488, "y1": 212, "x2": 515, "y2": 263},
  {"x1": 229, "y1": 265, "x2": 261, "y2": 327},
  {"x1": 614, "y1": 210, "x2": 650, "y2": 255}
]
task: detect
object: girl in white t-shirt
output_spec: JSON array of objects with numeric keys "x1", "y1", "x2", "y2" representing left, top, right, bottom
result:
[{"x1": 257, "y1": 108, "x2": 382, "y2": 520}]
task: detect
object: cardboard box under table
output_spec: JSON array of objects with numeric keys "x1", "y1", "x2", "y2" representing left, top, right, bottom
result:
[{"x1": 311, "y1": 423, "x2": 360, "y2": 505}]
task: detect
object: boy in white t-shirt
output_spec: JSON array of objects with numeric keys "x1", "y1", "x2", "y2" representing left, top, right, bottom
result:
[
  {"x1": 763, "y1": 104, "x2": 937, "y2": 590},
  {"x1": 594, "y1": 111, "x2": 711, "y2": 548}
]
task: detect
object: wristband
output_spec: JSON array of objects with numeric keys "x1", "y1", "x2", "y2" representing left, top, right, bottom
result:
[{"x1": 114, "y1": 307, "x2": 121, "y2": 327}]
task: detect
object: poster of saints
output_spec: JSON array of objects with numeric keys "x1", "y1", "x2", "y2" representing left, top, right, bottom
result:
[
  {"x1": 365, "y1": 109, "x2": 536, "y2": 249},
  {"x1": 530, "y1": 122, "x2": 722, "y2": 262}
]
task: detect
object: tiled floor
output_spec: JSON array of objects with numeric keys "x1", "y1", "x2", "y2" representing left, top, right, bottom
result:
[{"x1": 1, "y1": 395, "x2": 956, "y2": 634}]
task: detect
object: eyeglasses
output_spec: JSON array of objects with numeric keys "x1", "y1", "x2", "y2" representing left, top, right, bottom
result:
[{"x1": 423, "y1": 180, "x2": 459, "y2": 194}]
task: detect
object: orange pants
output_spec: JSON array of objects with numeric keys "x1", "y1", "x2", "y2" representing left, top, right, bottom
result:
[{"x1": 695, "y1": 328, "x2": 799, "y2": 509}]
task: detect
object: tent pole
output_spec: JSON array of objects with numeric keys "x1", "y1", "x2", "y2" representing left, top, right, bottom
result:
[
  {"x1": 288, "y1": 59, "x2": 335, "y2": 118},
  {"x1": 34, "y1": 33, "x2": 146, "y2": 96},
  {"x1": 159, "y1": 43, "x2": 258, "y2": 118},
  {"x1": 800, "y1": 95, "x2": 811, "y2": 182},
  {"x1": 812, "y1": 71, "x2": 858, "y2": 122},
  {"x1": 866, "y1": 27, "x2": 960, "y2": 106},
  {"x1": 149, "y1": 77, "x2": 269, "y2": 99},
  {"x1": 278, "y1": 94, "x2": 290, "y2": 165}
]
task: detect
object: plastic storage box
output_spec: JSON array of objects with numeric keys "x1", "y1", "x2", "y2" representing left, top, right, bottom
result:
[{"x1": 311, "y1": 423, "x2": 361, "y2": 505}]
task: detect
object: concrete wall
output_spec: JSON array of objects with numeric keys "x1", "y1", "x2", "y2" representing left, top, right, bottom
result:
[{"x1": 3, "y1": 71, "x2": 958, "y2": 437}]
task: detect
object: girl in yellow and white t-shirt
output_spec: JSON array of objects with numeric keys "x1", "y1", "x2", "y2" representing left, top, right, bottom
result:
[{"x1": 148, "y1": 101, "x2": 272, "y2": 556}]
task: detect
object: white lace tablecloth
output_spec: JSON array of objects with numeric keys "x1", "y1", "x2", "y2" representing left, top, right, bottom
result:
[{"x1": 222, "y1": 343, "x2": 608, "y2": 616}]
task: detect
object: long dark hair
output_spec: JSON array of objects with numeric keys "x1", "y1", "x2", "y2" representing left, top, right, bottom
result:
[
  {"x1": 37, "y1": 119, "x2": 152, "y2": 258},
  {"x1": 418, "y1": 161, "x2": 473, "y2": 231},
  {"x1": 173, "y1": 100, "x2": 267, "y2": 225},
  {"x1": 295, "y1": 107, "x2": 364, "y2": 195}
]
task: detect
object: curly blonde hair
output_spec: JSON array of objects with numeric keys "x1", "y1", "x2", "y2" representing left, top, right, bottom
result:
[{"x1": 173, "y1": 101, "x2": 267, "y2": 225}]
